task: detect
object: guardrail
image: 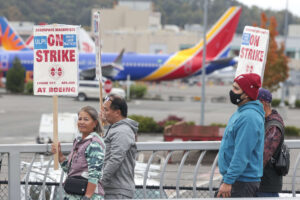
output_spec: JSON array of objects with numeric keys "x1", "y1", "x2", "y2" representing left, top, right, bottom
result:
[{"x1": 0, "y1": 140, "x2": 300, "y2": 199}]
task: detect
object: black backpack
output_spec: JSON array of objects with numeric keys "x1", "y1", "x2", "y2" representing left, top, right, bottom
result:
[{"x1": 265, "y1": 119, "x2": 290, "y2": 176}]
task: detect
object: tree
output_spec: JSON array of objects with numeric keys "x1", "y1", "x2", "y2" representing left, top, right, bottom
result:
[
  {"x1": 6, "y1": 57, "x2": 25, "y2": 93},
  {"x1": 258, "y1": 13, "x2": 289, "y2": 92}
]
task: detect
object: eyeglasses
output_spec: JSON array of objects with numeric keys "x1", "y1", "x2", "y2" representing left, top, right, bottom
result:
[
  {"x1": 104, "y1": 95, "x2": 121, "y2": 110},
  {"x1": 104, "y1": 95, "x2": 112, "y2": 102}
]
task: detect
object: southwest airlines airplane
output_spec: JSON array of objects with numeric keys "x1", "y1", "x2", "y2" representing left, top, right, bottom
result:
[{"x1": 0, "y1": 6, "x2": 241, "y2": 81}]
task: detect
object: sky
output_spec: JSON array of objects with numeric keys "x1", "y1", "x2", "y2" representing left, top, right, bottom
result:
[{"x1": 236, "y1": 0, "x2": 300, "y2": 17}]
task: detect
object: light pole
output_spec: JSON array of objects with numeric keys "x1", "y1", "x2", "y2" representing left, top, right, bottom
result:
[
  {"x1": 280, "y1": 0, "x2": 289, "y2": 107},
  {"x1": 200, "y1": 0, "x2": 208, "y2": 125}
]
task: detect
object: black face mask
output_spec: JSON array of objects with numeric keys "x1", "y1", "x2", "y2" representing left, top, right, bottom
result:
[{"x1": 229, "y1": 90, "x2": 244, "y2": 105}]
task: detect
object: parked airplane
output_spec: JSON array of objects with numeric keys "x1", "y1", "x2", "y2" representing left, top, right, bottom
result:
[{"x1": 0, "y1": 6, "x2": 241, "y2": 81}]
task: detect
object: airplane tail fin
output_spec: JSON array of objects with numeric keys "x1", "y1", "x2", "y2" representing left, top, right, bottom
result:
[
  {"x1": 0, "y1": 17, "x2": 31, "y2": 51},
  {"x1": 141, "y1": 6, "x2": 242, "y2": 81},
  {"x1": 184, "y1": 6, "x2": 242, "y2": 59},
  {"x1": 79, "y1": 28, "x2": 95, "y2": 53}
]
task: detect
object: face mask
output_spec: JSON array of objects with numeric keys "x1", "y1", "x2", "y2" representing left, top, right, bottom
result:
[{"x1": 229, "y1": 90, "x2": 244, "y2": 105}]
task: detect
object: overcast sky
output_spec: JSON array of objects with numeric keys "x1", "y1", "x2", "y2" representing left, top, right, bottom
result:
[{"x1": 236, "y1": 0, "x2": 300, "y2": 17}]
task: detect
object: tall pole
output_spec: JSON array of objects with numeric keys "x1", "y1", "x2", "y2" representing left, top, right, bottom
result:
[
  {"x1": 200, "y1": 0, "x2": 208, "y2": 125},
  {"x1": 280, "y1": 0, "x2": 289, "y2": 107}
]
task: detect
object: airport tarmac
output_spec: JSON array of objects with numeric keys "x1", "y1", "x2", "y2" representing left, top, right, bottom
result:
[{"x1": 0, "y1": 84, "x2": 299, "y2": 144}]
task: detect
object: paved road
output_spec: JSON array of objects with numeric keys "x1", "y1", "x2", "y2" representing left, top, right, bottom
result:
[{"x1": 0, "y1": 84, "x2": 299, "y2": 144}]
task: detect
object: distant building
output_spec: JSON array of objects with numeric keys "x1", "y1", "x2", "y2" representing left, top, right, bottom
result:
[
  {"x1": 9, "y1": 21, "x2": 33, "y2": 39},
  {"x1": 92, "y1": 1, "x2": 161, "y2": 32},
  {"x1": 91, "y1": 1, "x2": 202, "y2": 54},
  {"x1": 288, "y1": 24, "x2": 300, "y2": 37},
  {"x1": 184, "y1": 24, "x2": 203, "y2": 32},
  {"x1": 119, "y1": 0, "x2": 152, "y2": 11}
]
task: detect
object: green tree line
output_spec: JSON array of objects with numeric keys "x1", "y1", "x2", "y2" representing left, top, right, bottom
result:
[{"x1": 0, "y1": 0, "x2": 299, "y2": 34}]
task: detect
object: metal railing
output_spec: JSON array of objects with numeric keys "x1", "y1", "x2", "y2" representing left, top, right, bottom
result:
[{"x1": 0, "y1": 140, "x2": 300, "y2": 199}]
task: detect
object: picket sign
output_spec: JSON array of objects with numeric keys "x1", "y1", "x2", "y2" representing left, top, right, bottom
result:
[
  {"x1": 33, "y1": 24, "x2": 79, "y2": 169},
  {"x1": 94, "y1": 11, "x2": 106, "y2": 131},
  {"x1": 235, "y1": 26, "x2": 269, "y2": 83}
]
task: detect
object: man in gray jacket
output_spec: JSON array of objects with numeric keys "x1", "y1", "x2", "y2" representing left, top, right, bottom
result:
[{"x1": 102, "y1": 94, "x2": 139, "y2": 199}]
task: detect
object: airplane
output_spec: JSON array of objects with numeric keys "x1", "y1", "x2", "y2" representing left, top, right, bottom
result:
[{"x1": 0, "y1": 6, "x2": 242, "y2": 81}]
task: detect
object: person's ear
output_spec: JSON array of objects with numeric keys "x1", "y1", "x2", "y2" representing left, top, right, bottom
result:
[
  {"x1": 116, "y1": 109, "x2": 121, "y2": 116},
  {"x1": 242, "y1": 92, "x2": 249, "y2": 99},
  {"x1": 93, "y1": 120, "x2": 98, "y2": 130},
  {"x1": 261, "y1": 100, "x2": 268, "y2": 109}
]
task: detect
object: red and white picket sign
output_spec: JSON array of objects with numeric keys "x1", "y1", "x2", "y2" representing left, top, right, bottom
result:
[
  {"x1": 33, "y1": 25, "x2": 79, "y2": 96},
  {"x1": 235, "y1": 26, "x2": 269, "y2": 83}
]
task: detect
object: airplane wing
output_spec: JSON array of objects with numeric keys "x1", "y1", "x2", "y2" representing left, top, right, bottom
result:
[
  {"x1": 111, "y1": 48, "x2": 125, "y2": 70},
  {"x1": 208, "y1": 57, "x2": 236, "y2": 65},
  {"x1": 79, "y1": 64, "x2": 122, "y2": 79},
  {"x1": 205, "y1": 57, "x2": 238, "y2": 74},
  {"x1": 80, "y1": 49, "x2": 125, "y2": 79}
]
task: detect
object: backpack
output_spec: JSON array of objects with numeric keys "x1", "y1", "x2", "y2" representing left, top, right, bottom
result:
[{"x1": 266, "y1": 119, "x2": 290, "y2": 176}]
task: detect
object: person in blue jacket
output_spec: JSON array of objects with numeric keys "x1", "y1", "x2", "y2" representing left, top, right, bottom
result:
[{"x1": 217, "y1": 73, "x2": 265, "y2": 198}]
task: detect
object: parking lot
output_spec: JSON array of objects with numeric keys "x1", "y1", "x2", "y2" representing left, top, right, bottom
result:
[{"x1": 0, "y1": 84, "x2": 300, "y2": 144}]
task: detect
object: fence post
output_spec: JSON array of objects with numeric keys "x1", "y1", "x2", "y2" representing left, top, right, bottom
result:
[{"x1": 8, "y1": 150, "x2": 21, "y2": 200}]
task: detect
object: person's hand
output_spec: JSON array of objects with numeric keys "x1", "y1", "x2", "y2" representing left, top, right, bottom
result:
[
  {"x1": 52, "y1": 142, "x2": 66, "y2": 163},
  {"x1": 99, "y1": 110, "x2": 108, "y2": 125},
  {"x1": 217, "y1": 183, "x2": 232, "y2": 198},
  {"x1": 51, "y1": 142, "x2": 61, "y2": 154}
]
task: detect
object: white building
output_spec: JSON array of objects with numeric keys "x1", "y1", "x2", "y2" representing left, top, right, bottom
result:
[{"x1": 92, "y1": 1, "x2": 202, "y2": 54}]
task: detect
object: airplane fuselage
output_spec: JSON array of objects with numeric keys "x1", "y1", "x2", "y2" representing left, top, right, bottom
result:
[
  {"x1": 0, "y1": 49, "x2": 236, "y2": 81},
  {"x1": 0, "y1": 50, "x2": 173, "y2": 81}
]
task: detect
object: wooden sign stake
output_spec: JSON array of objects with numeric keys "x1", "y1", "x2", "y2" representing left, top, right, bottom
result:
[{"x1": 53, "y1": 95, "x2": 59, "y2": 170}]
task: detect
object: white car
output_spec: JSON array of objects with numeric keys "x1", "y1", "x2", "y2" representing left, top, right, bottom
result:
[
  {"x1": 37, "y1": 113, "x2": 79, "y2": 144},
  {"x1": 77, "y1": 80, "x2": 126, "y2": 101}
]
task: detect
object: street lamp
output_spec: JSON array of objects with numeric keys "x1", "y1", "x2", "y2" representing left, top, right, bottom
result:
[
  {"x1": 280, "y1": 0, "x2": 289, "y2": 107},
  {"x1": 200, "y1": 0, "x2": 208, "y2": 125}
]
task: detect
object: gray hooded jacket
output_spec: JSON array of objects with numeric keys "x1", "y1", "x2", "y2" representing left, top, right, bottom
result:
[{"x1": 101, "y1": 118, "x2": 139, "y2": 198}]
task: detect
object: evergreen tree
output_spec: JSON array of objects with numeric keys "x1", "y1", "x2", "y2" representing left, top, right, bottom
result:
[
  {"x1": 6, "y1": 57, "x2": 25, "y2": 93},
  {"x1": 259, "y1": 13, "x2": 289, "y2": 92}
]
